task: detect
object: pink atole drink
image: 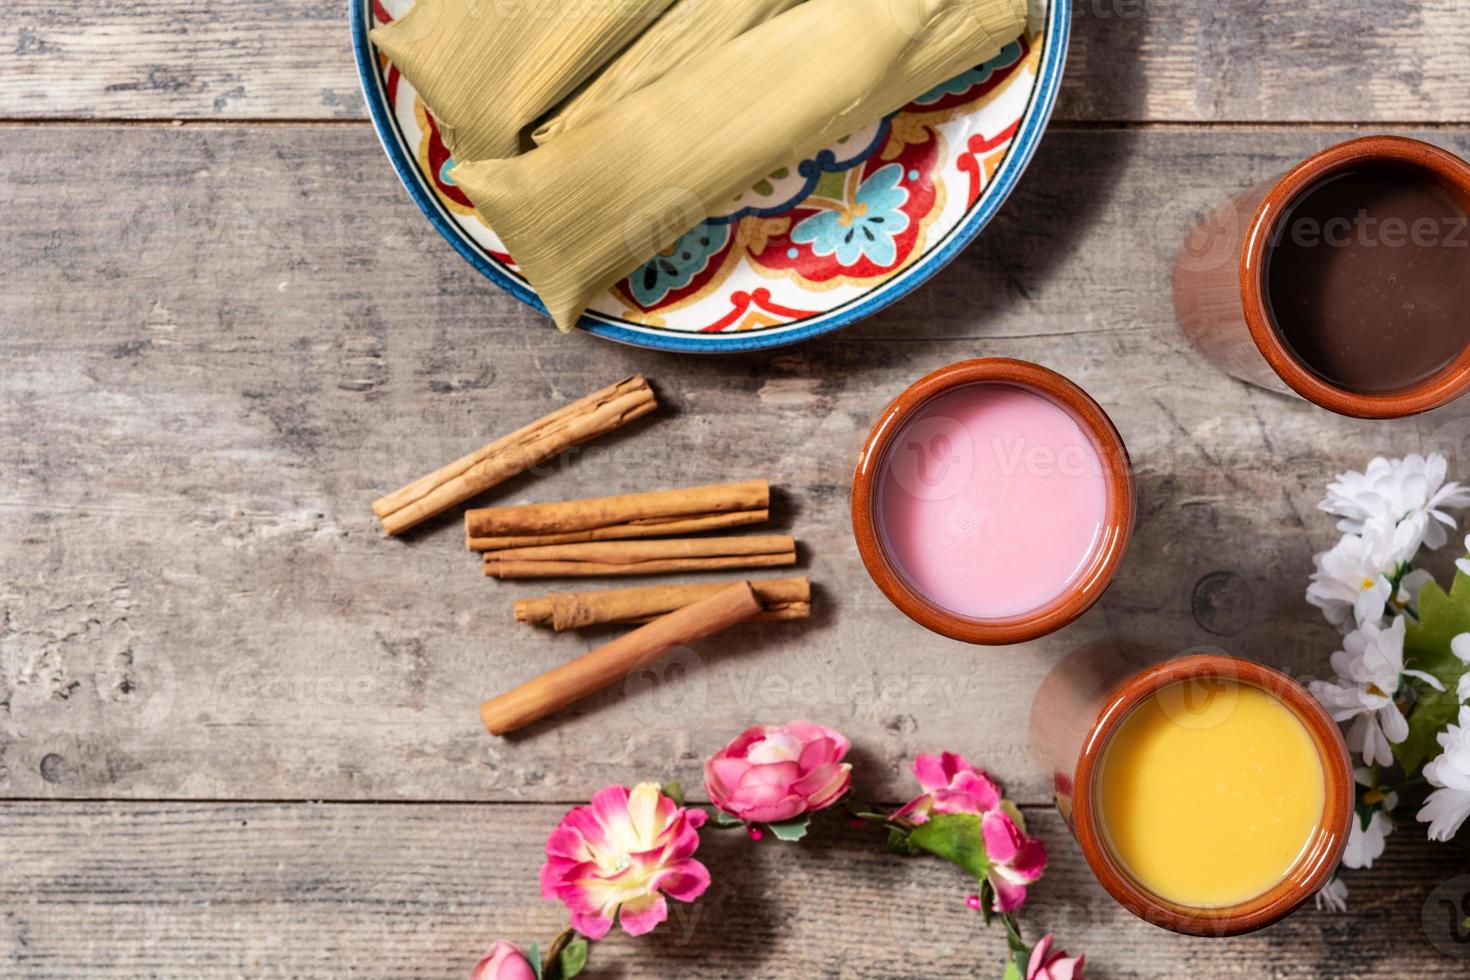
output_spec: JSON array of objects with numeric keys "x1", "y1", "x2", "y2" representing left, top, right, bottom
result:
[
  {"x1": 851, "y1": 359, "x2": 1133, "y2": 645},
  {"x1": 875, "y1": 384, "x2": 1108, "y2": 619}
]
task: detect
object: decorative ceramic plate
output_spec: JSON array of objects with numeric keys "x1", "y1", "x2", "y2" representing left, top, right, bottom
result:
[{"x1": 352, "y1": 1, "x2": 1070, "y2": 352}]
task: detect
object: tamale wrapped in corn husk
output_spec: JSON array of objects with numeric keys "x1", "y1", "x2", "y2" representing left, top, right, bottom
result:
[
  {"x1": 532, "y1": 0, "x2": 806, "y2": 146},
  {"x1": 452, "y1": 0, "x2": 1029, "y2": 332},
  {"x1": 371, "y1": 0, "x2": 674, "y2": 162}
]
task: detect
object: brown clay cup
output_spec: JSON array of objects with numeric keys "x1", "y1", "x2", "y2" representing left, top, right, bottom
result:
[
  {"x1": 1030, "y1": 650, "x2": 1353, "y2": 936},
  {"x1": 1173, "y1": 135, "x2": 1470, "y2": 419},
  {"x1": 850, "y1": 358, "x2": 1135, "y2": 645}
]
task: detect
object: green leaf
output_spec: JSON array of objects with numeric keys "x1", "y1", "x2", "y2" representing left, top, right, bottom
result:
[
  {"x1": 557, "y1": 939, "x2": 589, "y2": 980},
  {"x1": 528, "y1": 943, "x2": 544, "y2": 980},
  {"x1": 1355, "y1": 800, "x2": 1375, "y2": 832},
  {"x1": 908, "y1": 812, "x2": 992, "y2": 883},
  {"x1": 1002, "y1": 954, "x2": 1025, "y2": 980},
  {"x1": 1000, "y1": 912, "x2": 1030, "y2": 957},
  {"x1": 885, "y1": 826, "x2": 916, "y2": 856},
  {"x1": 706, "y1": 807, "x2": 744, "y2": 828},
  {"x1": 661, "y1": 780, "x2": 685, "y2": 807},
  {"x1": 1397, "y1": 571, "x2": 1470, "y2": 774},
  {"x1": 765, "y1": 814, "x2": 811, "y2": 842}
]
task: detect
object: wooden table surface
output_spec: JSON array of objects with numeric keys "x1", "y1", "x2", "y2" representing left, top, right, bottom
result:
[{"x1": 5, "y1": 1, "x2": 1470, "y2": 976}]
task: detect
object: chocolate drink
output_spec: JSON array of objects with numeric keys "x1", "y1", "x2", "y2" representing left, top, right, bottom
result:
[{"x1": 1265, "y1": 164, "x2": 1470, "y2": 393}]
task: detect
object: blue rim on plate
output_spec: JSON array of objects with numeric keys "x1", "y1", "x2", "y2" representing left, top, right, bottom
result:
[{"x1": 351, "y1": 1, "x2": 1071, "y2": 353}]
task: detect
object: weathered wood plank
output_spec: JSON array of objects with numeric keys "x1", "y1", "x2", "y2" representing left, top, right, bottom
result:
[
  {"x1": 4, "y1": 1, "x2": 1470, "y2": 122},
  {"x1": 1057, "y1": 0, "x2": 1470, "y2": 123},
  {"x1": 5, "y1": 124, "x2": 1470, "y2": 805},
  {"x1": 3, "y1": 2, "x2": 366, "y2": 120},
  {"x1": 0, "y1": 802, "x2": 1461, "y2": 978}
]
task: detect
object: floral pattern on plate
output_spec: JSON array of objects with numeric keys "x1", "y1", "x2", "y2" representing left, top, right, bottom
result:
[{"x1": 357, "y1": 1, "x2": 1065, "y2": 348}]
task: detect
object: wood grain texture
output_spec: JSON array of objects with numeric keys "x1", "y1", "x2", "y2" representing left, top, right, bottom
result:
[
  {"x1": 7, "y1": 1, "x2": 1470, "y2": 972},
  {"x1": 0, "y1": 802, "x2": 1464, "y2": 978},
  {"x1": 3, "y1": 1, "x2": 366, "y2": 120},
  {"x1": 4, "y1": 1, "x2": 1470, "y2": 122},
  {"x1": 6, "y1": 123, "x2": 1470, "y2": 807}
]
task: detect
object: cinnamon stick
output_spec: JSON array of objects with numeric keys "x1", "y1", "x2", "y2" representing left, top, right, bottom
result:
[
  {"x1": 483, "y1": 534, "x2": 797, "y2": 578},
  {"x1": 486, "y1": 555, "x2": 795, "y2": 578},
  {"x1": 480, "y1": 581, "x2": 763, "y2": 735},
  {"x1": 516, "y1": 577, "x2": 811, "y2": 630},
  {"x1": 372, "y1": 375, "x2": 657, "y2": 536},
  {"x1": 466, "y1": 479, "x2": 767, "y2": 541},
  {"x1": 468, "y1": 508, "x2": 768, "y2": 551}
]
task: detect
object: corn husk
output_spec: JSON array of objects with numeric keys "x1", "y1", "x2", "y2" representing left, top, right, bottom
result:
[
  {"x1": 451, "y1": 0, "x2": 1028, "y2": 332},
  {"x1": 370, "y1": 0, "x2": 674, "y2": 162},
  {"x1": 532, "y1": 0, "x2": 806, "y2": 145}
]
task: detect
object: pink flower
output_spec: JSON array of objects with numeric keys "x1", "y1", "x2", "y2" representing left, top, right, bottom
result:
[
  {"x1": 1026, "y1": 934, "x2": 1084, "y2": 980},
  {"x1": 540, "y1": 783, "x2": 711, "y2": 940},
  {"x1": 983, "y1": 809, "x2": 1047, "y2": 912},
  {"x1": 894, "y1": 752, "x2": 1002, "y2": 825},
  {"x1": 705, "y1": 721, "x2": 852, "y2": 824},
  {"x1": 470, "y1": 941, "x2": 537, "y2": 980}
]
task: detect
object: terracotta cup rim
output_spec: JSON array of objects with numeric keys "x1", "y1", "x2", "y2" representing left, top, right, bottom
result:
[
  {"x1": 849, "y1": 358, "x2": 1135, "y2": 645},
  {"x1": 1240, "y1": 134, "x2": 1470, "y2": 419},
  {"x1": 1070, "y1": 653, "x2": 1354, "y2": 937}
]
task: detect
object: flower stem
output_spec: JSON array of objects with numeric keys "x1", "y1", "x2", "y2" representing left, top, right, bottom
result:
[
  {"x1": 543, "y1": 926, "x2": 576, "y2": 977},
  {"x1": 1000, "y1": 912, "x2": 1029, "y2": 958},
  {"x1": 851, "y1": 811, "x2": 909, "y2": 830},
  {"x1": 844, "y1": 803, "x2": 914, "y2": 833}
]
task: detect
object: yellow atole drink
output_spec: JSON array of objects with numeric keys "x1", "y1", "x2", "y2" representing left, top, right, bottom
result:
[{"x1": 1097, "y1": 678, "x2": 1327, "y2": 907}]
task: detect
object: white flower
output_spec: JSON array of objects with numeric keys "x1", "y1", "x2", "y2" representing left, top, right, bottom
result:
[
  {"x1": 1306, "y1": 522, "x2": 1417, "y2": 630},
  {"x1": 1309, "y1": 618, "x2": 1443, "y2": 766},
  {"x1": 1341, "y1": 769, "x2": 1397, "y2": 870},
  {"x1": 1313, "y1": 876, "x2": 1348, "y2": 912},
  {"x1": 1457, "y1": 533, "x2": 1470, "y2": 580},
  {"x1": 1417, "y1": 704, "x2": 1470, "y2": 843},
  {"x1": 1396, "y1": 568, "x2": 1436, "y2": 614},
  {"x1": 1344, "y1": 807, "x2": 1394, "y2": 869},
  {"x1": 1450, "y1": 633, "x2": 1470, "y2": 704},
  {"x1": 1320, "y1": 453, "x2": 1470, "y2": 553}
]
